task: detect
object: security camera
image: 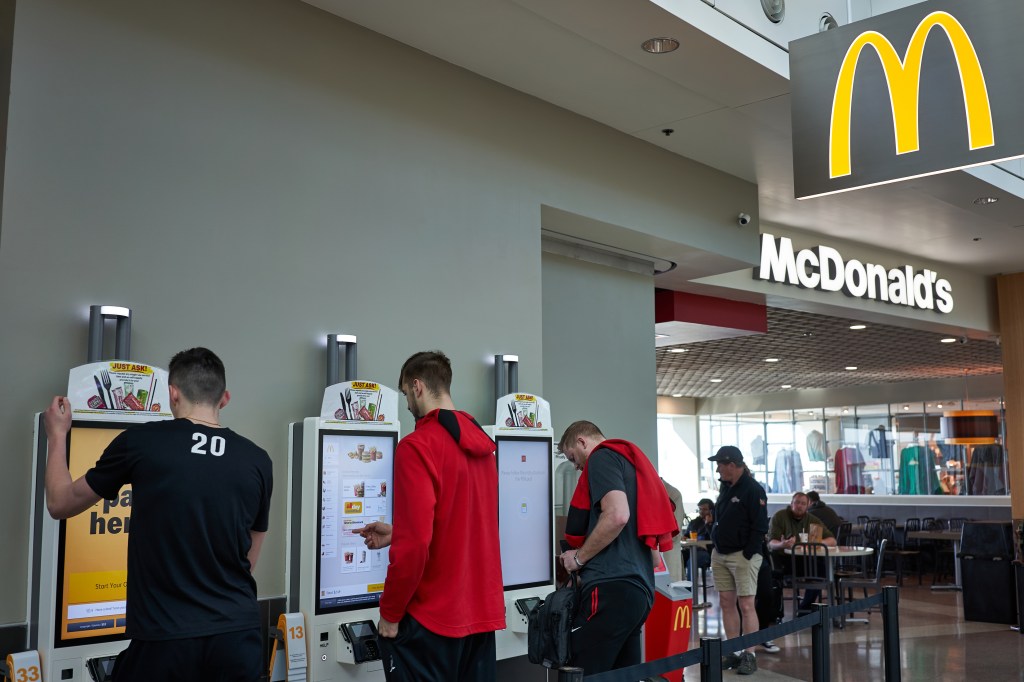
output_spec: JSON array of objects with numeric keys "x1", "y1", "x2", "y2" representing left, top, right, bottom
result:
[
  {"x1": 737, "y1": 213, "x2": 751, "y2": 226},
  {"x1": 958, "y1": 336, "x2": 968, "y2": 345}
]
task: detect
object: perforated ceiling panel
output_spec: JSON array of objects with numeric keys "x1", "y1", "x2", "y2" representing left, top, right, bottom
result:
[{"x1": 656, "y1": 307, "x2": 1002, "y2": 397}]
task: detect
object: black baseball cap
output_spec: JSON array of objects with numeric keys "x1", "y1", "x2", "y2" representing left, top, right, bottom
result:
[{"x1": 708, "y1": 445, "x2": 744, "y2": 464}]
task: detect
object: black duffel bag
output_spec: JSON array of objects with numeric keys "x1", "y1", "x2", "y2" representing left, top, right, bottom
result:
[{"x1": 527, "y1": 573, "x2": 581, "y2": 668}]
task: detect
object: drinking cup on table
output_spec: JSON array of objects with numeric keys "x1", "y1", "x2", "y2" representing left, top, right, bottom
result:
[
  {"x1": 689, "y1": 531, "x2": 698, "y2": 541},
  {"x1": 798, "y1": 532, "x2": 809, "y2": 543}
]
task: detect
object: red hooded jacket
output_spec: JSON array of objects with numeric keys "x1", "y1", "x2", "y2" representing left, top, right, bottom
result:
[{"x1": 379, "y1": 409, "x2": 506, "y2": 637}]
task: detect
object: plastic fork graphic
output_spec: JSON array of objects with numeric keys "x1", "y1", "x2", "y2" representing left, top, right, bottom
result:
[{"x1": 99, "y1": 369, "x2": 115, "y2": 409}]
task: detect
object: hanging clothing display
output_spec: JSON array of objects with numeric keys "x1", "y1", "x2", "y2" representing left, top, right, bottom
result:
[
  {"x1": 806, "y1": 430, "x2": 826, "y2": 462},
  {"x1": 834, "y1": 447, "x2": 867, "y2": 494},
  {"x1": 967, "y1": 444, "x2": 1007, "y2": 495},
  {"x1": 867, "y1": 426, "x2": 892, "y2": 459},
  {"x1": 898, "y1": 444, "x2": 940, "y2": 495},
  {"x1": 750, "y1": 435, "x2": 767, "y2": 466},
  {"x1": 772, "y1": 448, "x2": 804, "y2": 493}
]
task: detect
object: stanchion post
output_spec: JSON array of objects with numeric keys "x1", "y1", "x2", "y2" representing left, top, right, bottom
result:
[
  {"x1": 811, "y1": 602, "x2": 831, "y2": 682},
  {"x1": 700, "y1": 636, "x2": 723, "y2": 681},
  {"x1": 882, "y1": 586, "x2": 902, "y2": 682},
  {"x1": 557, "y1": 666, "x2": 584, "y2": 682}
]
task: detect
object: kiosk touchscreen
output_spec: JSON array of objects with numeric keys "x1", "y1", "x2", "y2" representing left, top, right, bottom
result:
[
  {"x1": 287, "y1": 381, "x2": 399, "y2": 682},
  {"x1": 486, "y1": 393, "x2": 555, "y2": 660},
  {"x1": 29, "y1": 362, "x2": 171, "y2": 682}
]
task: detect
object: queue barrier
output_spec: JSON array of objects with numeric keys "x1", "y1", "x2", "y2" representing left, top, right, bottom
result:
[{"x1": 554, "y1": 585, "x2": 901, "y2": 682}]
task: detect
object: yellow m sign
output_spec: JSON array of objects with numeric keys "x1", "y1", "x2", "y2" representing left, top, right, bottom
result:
[
  {"x1": 829, "y1": 11, "x2": 994, "y2": 179},
  {"x1": 673, "y1": 604, "x2": 691, "y2": 631}
]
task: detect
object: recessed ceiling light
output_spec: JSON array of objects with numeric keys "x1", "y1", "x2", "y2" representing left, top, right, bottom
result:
[
  {"x1": 845, "y1": 366, "x2": 857, "y2": 370},
  {"x1": 764, "y1": 358, "x2": 779, "y2": 362},
  {"x1": 842, "y1": 408, "x2": 849, "y2": 414},
  {"x1": 671, "y1": 393, "x2": 683, "y2": 398},
  {"x1": 940, "y1": 337, "x2": 957, "y2": 343},
  {"x1": 849, "y1": 324, "x2": 867, "y2": 330},
  {"x1": 903, "y1": 405, "x2": 910, "y2": 410},
  {"x1": 937, "y1": 403, "x2": 943, "y2": 409},
  {"x1": 655, "y1": 333, "x2": 668, "y2": 339},
  {"x1": 709, "y1": 378, "x2": 723, "y2": 383},
  {"x1": 669, "y1": 348, "x2": 687, "y2": 353},
  {"x1": 781, "y1": 384, "x2": 792, "y2": 389},
  {"x1": 973, "y1": 196, "x2": 999, "y2": 205},
  {"x1": 641, "y1": 37, "x2": 680, "y2": 53},
  {"x1": 807, "y1": 411, "x2": 815, "y2": 416}
]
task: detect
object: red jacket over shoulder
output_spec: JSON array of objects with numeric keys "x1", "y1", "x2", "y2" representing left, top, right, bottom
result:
[{"x1": 379, "y1": 409, "x2": 506, "y2": 637}]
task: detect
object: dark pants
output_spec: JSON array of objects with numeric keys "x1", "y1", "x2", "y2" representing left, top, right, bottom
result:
[
  {"x1": 569, "y1": 581, "x2": 651, "y2": 675},
  {"x1": 112, "y1": 628, "x2": 261, "y2": 682},
  {"x1": 377, "y1": 615, "x2": 496, "y2": 682}
]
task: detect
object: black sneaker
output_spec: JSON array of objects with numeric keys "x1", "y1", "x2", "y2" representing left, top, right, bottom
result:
[
  {"x1": 722, "y1": 652, "x2": 742, "y2": 670},
  {"x1": 737, "y1": 651, "x2": 758, "y2": 675}
]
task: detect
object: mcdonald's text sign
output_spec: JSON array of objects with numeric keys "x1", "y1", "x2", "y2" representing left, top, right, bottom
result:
[{"x1": 790, "y1": 0, "x2": 1024, "y2": 199}]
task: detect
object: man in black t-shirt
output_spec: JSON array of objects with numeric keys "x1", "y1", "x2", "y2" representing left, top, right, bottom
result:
[
  {"x1": 557, "y1": 421, "x2": 677, "y2": 675},
  {"x1": 44, "y1": 348, "x2": 273, "y2": 682}
]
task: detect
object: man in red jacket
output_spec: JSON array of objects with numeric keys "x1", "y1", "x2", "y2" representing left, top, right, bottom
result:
[{"x1": 357, "y1": 350, "x2": 505, "y2": 681}]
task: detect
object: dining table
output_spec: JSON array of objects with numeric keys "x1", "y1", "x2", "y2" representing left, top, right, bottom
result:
[
  {"x1": 783, "y1": 544, "x2": 875, "y2": 588},
  {"x1": 906, "y1": 529, "x2": 963, "y2": 590},
  {"x1": 784, "y1": 544, "x2": 875, "y2": 627},
  {"x1": 679, "y1": 538, "x2": 713, "y2": 610}
]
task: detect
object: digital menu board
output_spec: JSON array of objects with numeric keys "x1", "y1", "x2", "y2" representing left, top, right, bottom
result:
[
  {"x1": 54, "y1": 422, "x2": 131, "y2": 648},
  {"x1": 316, "y1": 429, "x2": 396, "y2": 614},
  {"x1": 495, "y1": 436, "x2": 553, "y2": 590}
]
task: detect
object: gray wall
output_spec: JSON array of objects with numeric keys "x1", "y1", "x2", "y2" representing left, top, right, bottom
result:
[
  {"x1": 541, "y1": 253, "x2": 658, "y2": 460},
  {"x1": 0, "y1": 0, "x2": 757, "y2": 624}
]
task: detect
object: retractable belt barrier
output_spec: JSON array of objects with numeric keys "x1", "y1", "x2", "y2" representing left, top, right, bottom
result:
[{"x1": 559, "y1": 586, "x2": 901, "y2": 682}]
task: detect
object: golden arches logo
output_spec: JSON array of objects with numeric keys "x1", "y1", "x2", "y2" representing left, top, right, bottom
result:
[
  {"x1": 673, "y1": 604, "x2": 691, "y2": 631},
  {"x1": 829, "y1": 11, "x2": 993, "y2": 179}
]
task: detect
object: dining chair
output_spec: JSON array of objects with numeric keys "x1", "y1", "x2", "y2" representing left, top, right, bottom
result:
[
  {"x1": 835, "y1": 521, "x2": 853, "y2": 546},
  {"x1": 790, "y1": 542, "x2": 833, "y2": 619},
  {"x1": 839, "y1": 538, "x2": 889, "y2": 619},
  {"x1": 882, "y1": 523, "x2": 920, "y2": 585}
]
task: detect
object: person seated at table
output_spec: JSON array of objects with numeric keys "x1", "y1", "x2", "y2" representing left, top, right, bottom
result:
[
  {"x1": 684, "y1": 498, "x2": 714, "y2": 582},
  {"x1": 805, "y1": 490, "x2": 844, "y2": 537},
  {"x1": 767, "y1": 492, "x2": 836, "y2": 614}
]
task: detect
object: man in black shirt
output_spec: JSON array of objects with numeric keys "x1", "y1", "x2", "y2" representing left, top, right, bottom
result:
[
  {"x1": 709, "y1": 446, "x2": 768, "y2": 675},
  {"x1": 44, "y1": 348, "x2": 273, "y2": 682},
  {"x1": 684, "y1": 498, "x2": 714, "y2": 581},
  {"x1": 805, "y1": 490, "x2": 844, "y2": 537},
  {"x1": 557, "y1": 421, "x2": 677, "y2": 675}
]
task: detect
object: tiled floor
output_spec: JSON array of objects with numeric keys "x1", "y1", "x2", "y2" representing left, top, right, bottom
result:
[{"x1": 682, "y1": 576, "x2": 1024, "y2": 681}]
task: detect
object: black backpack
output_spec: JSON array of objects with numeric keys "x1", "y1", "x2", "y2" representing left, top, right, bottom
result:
[{"x1": 527, "y1": 574, "x2": 581, "y2": 668}]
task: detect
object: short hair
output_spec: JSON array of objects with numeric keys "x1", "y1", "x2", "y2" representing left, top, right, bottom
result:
[
  {"x1": 398, "y1": 350, "x2": 452, "y2": 398},
  {"x1": 168, "y1": 347, "x2": 226, "y2": 406},
  {"x1": 557, "y1": 420, "x2": 604, "y2": 453},
  {"x1": 806, "y1": 490, "x2": 821, "y2": 503},
  {"x1": 791, "y1": 491, "x2": 809, "y2": 504},
  {"x1": 697, "y1": 498, "x2": 714, "y2": 509}
]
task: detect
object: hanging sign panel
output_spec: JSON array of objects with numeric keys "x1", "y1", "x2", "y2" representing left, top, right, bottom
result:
[{"x1": 790, "y1": 0, "x2": 1024, "y2": 199}]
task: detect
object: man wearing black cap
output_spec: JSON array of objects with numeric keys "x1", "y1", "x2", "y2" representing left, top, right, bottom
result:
[{"x1": 709, "y1": 446, "x2": 769, "y2": 675}]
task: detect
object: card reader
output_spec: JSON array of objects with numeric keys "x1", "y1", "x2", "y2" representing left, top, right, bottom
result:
[
  {"x1": 86, "y1": 655, "x2": 118, "y2": 682},
  {"x1": 339, "y1": 620, "x2": 380, "y2": 663},
  {"x1": 515, "y1": 596, "x2": 541, "y2": 617}
]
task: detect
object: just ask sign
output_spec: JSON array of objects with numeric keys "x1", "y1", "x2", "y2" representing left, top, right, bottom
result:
[{"x1": 790, "y1": 0, "x2": 1024, "y2": 199}]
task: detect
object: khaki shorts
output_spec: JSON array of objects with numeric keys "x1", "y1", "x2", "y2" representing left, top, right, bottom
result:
[{"x1": 711, "y1": 549, "x2": 762, "y2": 597}]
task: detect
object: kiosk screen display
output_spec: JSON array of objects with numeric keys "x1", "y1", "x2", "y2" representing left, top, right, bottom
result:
[
  {"x1": 54, "y1": 422, "x2": 133, "y2": 648},
  {"x1": 496, "y1": 436, "x2": 553, "y2": 589},
  {"x1": 316, "y1": 429, "x2": 396, "y2": 614}
]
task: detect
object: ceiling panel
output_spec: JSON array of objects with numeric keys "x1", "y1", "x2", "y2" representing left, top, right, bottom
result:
[{"x1": 656, "y1": 307, "x2": 1002, "y2": 397}]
